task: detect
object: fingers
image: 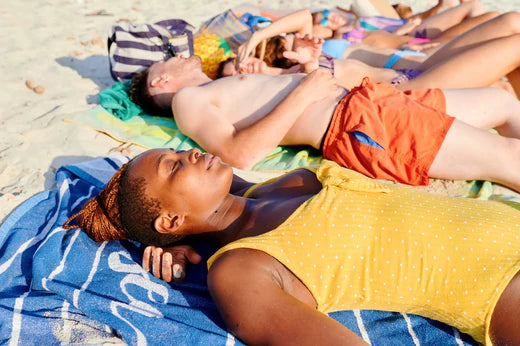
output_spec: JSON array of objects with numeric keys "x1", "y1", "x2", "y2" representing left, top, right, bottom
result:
[
  {"x1": 161, "y1": 252, "x2": 173, "y2": 282},
  {"x1": 142, "y1": 245, "x2": 202, "y2": 284},
  {"x1": 186, "y1": 247, "x2": 202, "y2": 264},
  {"x1": 170, "y1": 251, "x2": 188, "y2": 283},
  {"x1": 142, "y1": 246, "x2": 154, "y2": 272},
  {"x1": 282, "y1": 51, "x2": 299, "y2": 60},
  {"x1": 152, "y1": 247, "x2": 163, "y2": 279},
  {"x1": 294, "y1": 33, "x2": 323, "y2": 44}
]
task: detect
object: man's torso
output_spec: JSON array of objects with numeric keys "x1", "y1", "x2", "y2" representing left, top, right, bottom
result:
[{"x1": 175, "y1": 73, "x2": 347, "y2": 148}]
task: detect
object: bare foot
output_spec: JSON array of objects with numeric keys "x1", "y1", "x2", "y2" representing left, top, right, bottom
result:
[{"x1": 394, "y1": 17, "x2": 422, "y2": 36}]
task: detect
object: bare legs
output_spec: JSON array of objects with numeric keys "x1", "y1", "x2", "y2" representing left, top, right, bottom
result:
[
  {"x1": 399, "y1": 33, "x2": 520, "y2": 92},
  {"x1": 433, "y1": 11, "x2": 499, "y2": 43},
  {"x1": 428, "y1": 88, "x2": 520, "y2": 191},
  {"x1": 507, "y1": 68, "x2": 520, "y2": 99},
  {"x1": 418, "y1": 12, "x2": 520, "y2": 71},
  {"x1": 412, "y1": 0, "x2": 486, "y2": 38}
]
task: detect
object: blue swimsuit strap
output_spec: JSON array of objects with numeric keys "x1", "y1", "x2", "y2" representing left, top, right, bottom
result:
[{"x1": 383, "y1": 49, "x2": 426, "y2": 69}]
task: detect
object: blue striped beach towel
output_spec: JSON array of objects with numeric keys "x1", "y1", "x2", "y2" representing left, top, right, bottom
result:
[{"x1": 0, "y1": 156, "x2": 479, "y2": 345}]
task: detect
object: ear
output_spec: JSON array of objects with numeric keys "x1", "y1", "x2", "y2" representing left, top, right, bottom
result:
[
  {"x1": 154, "y1": 213, "x2": 185, "y2": 234},
  {"x1": 150, "y1": 74, "x2": 169, "y2": 88}
]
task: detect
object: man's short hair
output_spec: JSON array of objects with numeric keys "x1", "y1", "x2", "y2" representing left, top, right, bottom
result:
[{"x1": 129, "y1": 68, "x2": 172, "y2": 116}]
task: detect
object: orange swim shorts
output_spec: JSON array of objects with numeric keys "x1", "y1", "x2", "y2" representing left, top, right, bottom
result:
[{"x1": 322, "y1": 78, "x2": 455, "y2": 186}]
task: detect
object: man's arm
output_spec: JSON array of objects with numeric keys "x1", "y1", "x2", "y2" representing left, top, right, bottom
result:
[
  {"x1": 173, "y1": 70, "x2": 339, "y2": 169},
  {"x1": 208, "y1": 249, "x2": 368, "y2": 345}
]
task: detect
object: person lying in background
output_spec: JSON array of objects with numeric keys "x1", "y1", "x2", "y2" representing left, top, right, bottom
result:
[
  {"x1": 307, "y1": 1, "x2": 496, "y2": 51},
  {"x1": 225, "y1": 13, "x2": 520, "y2": 97}
]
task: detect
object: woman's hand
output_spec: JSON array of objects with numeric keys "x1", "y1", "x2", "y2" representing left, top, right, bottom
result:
[
  {"x1": 236, "y1": 35, "x2": 260, "y2": 70},
  {"x1": 283, "y1": 34, "x2": 323, "y2": 71},
  {"x1": 142, "y1": 245, "x2": 202, "y2": 283},
  {"x1": 400, "y1": 40, "x2": 440, "y2": 52},
  {"x1": 393, "y1": 17, "x2": 422, "y2": 36}
]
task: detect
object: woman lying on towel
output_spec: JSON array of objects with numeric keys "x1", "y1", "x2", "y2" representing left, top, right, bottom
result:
[
  {"x1": 236, "y1": 8, "x2": 515, "y2": 66},
  {"x1": 311, "y1": 0, "x2": 496, "y2": 51},
  {"x1": 65, "y1": 148, "x2": 520, "y2": 345},
  {"x1": 227, "y1": 12, "x2": 520, "y2": 97}
]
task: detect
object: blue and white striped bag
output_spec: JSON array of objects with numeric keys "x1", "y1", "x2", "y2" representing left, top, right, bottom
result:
[{"x1": 108, "y1": 19, "x2": 194, "y2": 81}]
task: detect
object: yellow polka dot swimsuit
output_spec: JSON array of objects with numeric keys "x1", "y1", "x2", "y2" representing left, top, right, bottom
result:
[{"x1": 208, "y1": 161, "x2": 520, "y2": 344}]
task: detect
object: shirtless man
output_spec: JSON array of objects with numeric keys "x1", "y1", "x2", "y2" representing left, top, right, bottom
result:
[{"x1": 129, "y1": 54, "x2": 520, "y2": 191}]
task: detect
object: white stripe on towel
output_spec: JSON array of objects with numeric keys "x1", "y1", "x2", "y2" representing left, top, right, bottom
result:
[
  {"x1": 453, "y1": 327, "x2": 464, "y2": 346},
  {"x1": 401, "y1": 313, "x2": 420, "y2": 346},
  {"x1": 9, "y1": 291, "x2": 30, "y2": 346},
  {"x1": 42, "y1": 228, "x2": 81, "y2": 291},
  {"x1": 225, "y1": 332, "x2": 235, "y2": 346},
  {"x1": 73, "y1": 242, "x2": 107, "y2": 308},
  {"x1": 354, "y1": 310, "x2": 371, "y2": 344},
  {"x1": 61, "y1": 300, "x2": 72, "y2": 344},
  {"x1": 0, "y1": 179, "x2": 75, "y2": 275},
  {"x1": 71, "y1": 185, "x2": 96, "y2": 210}
]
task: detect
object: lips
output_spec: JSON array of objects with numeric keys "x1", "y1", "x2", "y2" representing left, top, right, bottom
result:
[{"x1": 206, "y1": 154, "x2": 216, "y2": 169}]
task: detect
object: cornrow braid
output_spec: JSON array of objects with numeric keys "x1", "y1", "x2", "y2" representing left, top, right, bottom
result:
[{"x1": 63, "y1": 163, "x2": 130, "y2": 242}]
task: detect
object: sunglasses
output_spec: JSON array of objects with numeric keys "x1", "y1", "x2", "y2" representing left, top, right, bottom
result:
[{"x1": 320, "y1": 9, "x2": 331, "y2": 27}]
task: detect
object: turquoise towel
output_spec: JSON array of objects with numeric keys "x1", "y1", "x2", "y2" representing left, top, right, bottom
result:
[{"x1": 98, "y1": 81, "x2": 144, "y2": 121}]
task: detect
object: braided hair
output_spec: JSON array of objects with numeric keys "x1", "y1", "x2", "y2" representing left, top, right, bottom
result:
[{"x1": 63, "y1": 161, "x2": 183, "y2": 246}]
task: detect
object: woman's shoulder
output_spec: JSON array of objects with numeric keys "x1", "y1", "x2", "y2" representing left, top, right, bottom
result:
[
  {"x1": 243, "y1": 167, "x2": 320, "y2": 198},
  {"x1": 208, "y1": 248, "x2": 281, "y2": 288}
]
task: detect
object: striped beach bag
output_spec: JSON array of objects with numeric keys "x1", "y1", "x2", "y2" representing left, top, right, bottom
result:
[{"x1": 108, "y1": 19, "x2": 194, "y2": 81}]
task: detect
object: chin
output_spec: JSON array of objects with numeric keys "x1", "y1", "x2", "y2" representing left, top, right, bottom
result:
[{"x1": 189, "y1": 55, "x2": 203, "y2": 67}]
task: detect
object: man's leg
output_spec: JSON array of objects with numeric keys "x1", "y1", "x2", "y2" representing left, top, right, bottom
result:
[
  {"x1": 428, "y1": 88, "x2": 520, "y2": 191},
  {"x1": 429, "y1": 119, "x2": 520, "y2": 191},
  {"x1": 442, "y1": 88, "x2": 520, "y2": 137}
]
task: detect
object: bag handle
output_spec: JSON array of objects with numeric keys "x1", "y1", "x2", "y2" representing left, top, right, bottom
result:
[{"x1": 107, "y1": 31, "x2": 119, "y2": 81}]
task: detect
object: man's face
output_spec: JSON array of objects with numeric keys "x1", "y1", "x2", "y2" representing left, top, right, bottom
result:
[{"x1": 147, "y1": 55, "x2": 203, "y2": 93}]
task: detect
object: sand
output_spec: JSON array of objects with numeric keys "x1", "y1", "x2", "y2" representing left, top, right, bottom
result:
[{"x1": 0, "y1": 0, "x2": 518, "y2": 222}]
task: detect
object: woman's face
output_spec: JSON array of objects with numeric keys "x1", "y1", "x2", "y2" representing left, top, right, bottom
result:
[
  {"x1": 314, "y1": 10, "x2": 347, "y2": 31},
  {"x1": 221, "y1": 59, "x2": 238, "y2": 77},
  {"x1": 221, "y1": 57, "x2": 268, "y2": 77},
  {"x1": 128, "y1": 148, "x2": 234, "y2": 228}
]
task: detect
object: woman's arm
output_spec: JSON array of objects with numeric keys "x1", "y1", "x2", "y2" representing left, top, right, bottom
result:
[
  {"x1": 236, "y1": 9, "x2": 314, "y2": 66},
  {"x1": 208, "y1": 248, "x2": 368, "y2": 345}
]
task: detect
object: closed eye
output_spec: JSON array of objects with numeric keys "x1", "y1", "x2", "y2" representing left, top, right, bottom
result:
[{"x1": 170, "y1": 161, "x2": 179, "y2": 173}]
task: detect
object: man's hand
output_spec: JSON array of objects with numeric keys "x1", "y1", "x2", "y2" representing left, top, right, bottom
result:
[
  {"x1": 296, "y1": 68, "x2": 341, "y2": 103},
  {"x1": 142, "y1": 245, "x2": 202, "y2": 283}
]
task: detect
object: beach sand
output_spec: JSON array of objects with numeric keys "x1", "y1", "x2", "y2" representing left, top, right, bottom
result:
[{"x1": 0, "y1": 0, "x2": 518, "y2": 222}]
